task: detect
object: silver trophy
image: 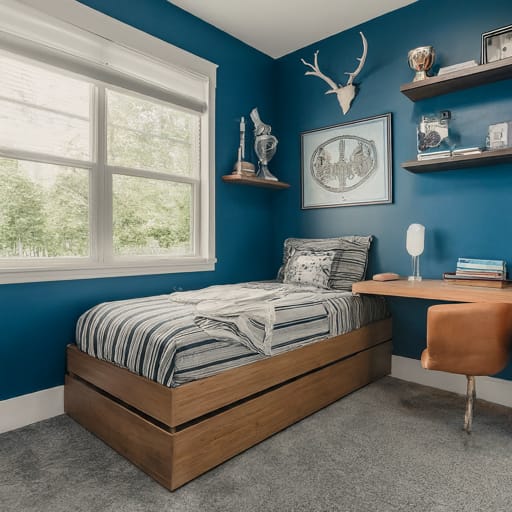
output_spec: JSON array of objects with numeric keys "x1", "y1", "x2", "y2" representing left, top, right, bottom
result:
[
  {"x1": 250, "y1": 108, "x2": 278, "y2": 181},
  {"x1": 408, "y1": 46, "x2": 435, "y2": 82}
]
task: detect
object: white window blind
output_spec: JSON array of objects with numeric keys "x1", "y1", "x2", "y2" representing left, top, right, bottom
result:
[{"x1": 0, "y1": 0, "x2": 209, "y2": 112}]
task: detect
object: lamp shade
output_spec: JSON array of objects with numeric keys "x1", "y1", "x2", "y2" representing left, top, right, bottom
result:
[{"x1": 406, "y1": 224, "x2": 425, "y2": 257}]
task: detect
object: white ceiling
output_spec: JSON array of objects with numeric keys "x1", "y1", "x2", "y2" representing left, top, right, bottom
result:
[{"x1": 169, "y1": 0, "x2": 417, "y2": 58}]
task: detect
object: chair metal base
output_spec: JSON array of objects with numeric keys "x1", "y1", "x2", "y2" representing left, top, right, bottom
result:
[{"x1": 464, "y1": 375, "x2": 476, "y2": 433}]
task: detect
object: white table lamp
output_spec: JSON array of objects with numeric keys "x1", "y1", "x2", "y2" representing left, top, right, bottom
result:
[{"x1": 406, "y1": 224, "x2": 425, "y2": 281}]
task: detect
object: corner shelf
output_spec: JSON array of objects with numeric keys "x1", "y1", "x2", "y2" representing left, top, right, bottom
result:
[
  {"x1": 222, "y1": 174, "x2": 290, "y2": 189},
  {"x1": 402, "y1": 147, "x2": 512, "y2": 173},
  {"x1": 400, "y1": 57, "x2": 512, "y2": 101}
]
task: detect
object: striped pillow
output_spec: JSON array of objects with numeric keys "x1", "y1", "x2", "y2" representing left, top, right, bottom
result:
[{"x1": 277, "y1": 236, "x2": 372, "y2": 290}]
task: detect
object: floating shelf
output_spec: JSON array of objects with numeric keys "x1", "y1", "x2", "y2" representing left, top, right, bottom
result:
[
  {"x1": 402, "y1": 147, "x2": 512, "y2": 173},
  {"x1": 222, "y1": 174, "x2": 290, "y2": 189},
  {"x1": 400, "y1": 57, "x2": 512, "y2": 101}
]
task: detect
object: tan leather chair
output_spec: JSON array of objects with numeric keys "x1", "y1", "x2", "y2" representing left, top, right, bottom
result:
[{"x1": 421, "y1": 303, "x2": 512, "y2": 433}]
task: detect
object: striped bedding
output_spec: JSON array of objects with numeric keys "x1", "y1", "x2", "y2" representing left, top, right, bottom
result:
[{"x1": 76, "y1": 281, "x2": 388, "y2": 387}]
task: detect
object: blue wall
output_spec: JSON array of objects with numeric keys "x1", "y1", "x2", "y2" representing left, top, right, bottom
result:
[
  {"x1": 3, "y1": 0, "x2": 512, "y2": 401},
  {"x1": 272, "y1": 0, "x2": 512, "y2": 378},
  {"x1": 0, "y1": 0, "x2": 277, "y2": 401}
]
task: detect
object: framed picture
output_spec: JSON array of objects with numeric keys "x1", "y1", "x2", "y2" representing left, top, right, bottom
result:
[
  {"x1": 481, "y1": 25, "x2": 512, "y2": 64},
  {"x1": 301, "y1": 113, "x2": 392, "y2": 209},
  {"x1": 487, "y1": 121, "x2": 512, "y2": 149}
]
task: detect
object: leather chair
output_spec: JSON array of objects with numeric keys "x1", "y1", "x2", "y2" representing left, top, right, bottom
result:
[{"x1": 421, "y1": 303, "x2": 512, "y2": 433}]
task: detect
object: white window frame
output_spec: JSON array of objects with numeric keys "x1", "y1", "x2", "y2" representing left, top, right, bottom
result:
[{"x1": 0, "y1": 0, "x2": 217, "y2": 284}]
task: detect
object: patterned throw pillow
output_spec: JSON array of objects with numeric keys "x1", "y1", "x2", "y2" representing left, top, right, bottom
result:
[
  {"x1": 277, "y1": 236, "x2": 372, "y2": 290},
  {"x1": 283, "y1": 249, "x2": 336, "y2": 289}
]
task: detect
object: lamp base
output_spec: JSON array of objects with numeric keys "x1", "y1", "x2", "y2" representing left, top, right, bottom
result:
[{"x1": 408, "y1": 275, "x2": 422, "y2": 282}]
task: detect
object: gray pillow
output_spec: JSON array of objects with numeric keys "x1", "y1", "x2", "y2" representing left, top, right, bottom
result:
[
  {"x1": 277, "y1": 236, "x2": 372, "y2": 290},
  {"x1": 283, "y1": 249, "x2": 336, "y2": 289}
]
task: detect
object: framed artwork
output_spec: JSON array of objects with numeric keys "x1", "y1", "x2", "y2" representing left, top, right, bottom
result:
[
  {"x1": 301, "y1": 113, "x2": 392, "y2": 209},
  {"x1": 481, "y1": 25, "x2": 512, "y2": 64}
]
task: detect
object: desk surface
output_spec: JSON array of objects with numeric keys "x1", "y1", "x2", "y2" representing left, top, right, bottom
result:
[{"x1": 352, "y1": 279, "x2": 512, "y2": 304}]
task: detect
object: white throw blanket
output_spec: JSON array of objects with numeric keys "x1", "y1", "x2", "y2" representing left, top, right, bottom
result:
[{"x1": 169, "y1": 283, "x2": 340, "y2": 356}]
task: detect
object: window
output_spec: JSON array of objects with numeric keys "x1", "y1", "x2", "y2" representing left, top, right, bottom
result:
[
  {"x1": 106, "y1": 89, "x2": 199, "y2": 258},
  {"x1": 0, "y1": 0, "x2": 216, "y2": 283},
  {"x1": 0, "y1": 55, "x2": 92, "y2": 260}
]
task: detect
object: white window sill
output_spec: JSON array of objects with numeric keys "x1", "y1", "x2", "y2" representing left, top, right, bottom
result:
[{"x1": 0, "y1": 259, "x2": 216, "y2": 285}]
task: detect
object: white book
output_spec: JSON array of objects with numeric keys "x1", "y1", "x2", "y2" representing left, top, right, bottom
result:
[
  {"x1": 417, "y1": 152, "x2": 451, "y2": 161},
  {"x1": 438, "y1": 60, "x2": 478, "y2": 75},
  {"x1": 452, "y1": 147, "x2": 483, "y2": 156},
  {"x1": 452, "y1": 147, "x2": 481, "y2": 154}
]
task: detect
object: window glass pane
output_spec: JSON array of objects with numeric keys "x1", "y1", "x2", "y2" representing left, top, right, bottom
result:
[
  {"x1": 0, "y1": 158, "x2": 89, "y2": 258},
  {"x1": 113, "y1": 175, "x2": 193, "y2": 257},
  {"x1": 107, "y1": 89, "x2": 199, "y2": 176},
  {"x1": 0, "y1": 53, "x2": 92, "y2": 160}
]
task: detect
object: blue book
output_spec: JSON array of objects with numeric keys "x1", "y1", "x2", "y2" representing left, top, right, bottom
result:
[
  {"x1": 457, "y1": 258, "x2": 505, "y2": 271},
  {"x1": 458, "y1": 258, "x2": 505, "y2": 266},
  {"x1": 457, "y1": 264, "x2": 505, "y2": 271}
]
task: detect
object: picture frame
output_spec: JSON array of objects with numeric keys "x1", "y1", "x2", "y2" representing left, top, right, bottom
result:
[
  {"x1": 487, "y1": 121, "x2": 512, "y2": 150},
  {"x1": 481, "y1": 25, "x2": 512, "y2": 64},
  {"x1": 301, "y1": 113, "x2": 392, "y2": 209}
]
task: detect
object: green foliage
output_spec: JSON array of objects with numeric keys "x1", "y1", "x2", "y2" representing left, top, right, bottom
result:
[
  {"x1": 0, "y1": 159, "x2": 192, "y2": 259},
  {"x1": 0, "y1": 160, "x2": 89, "y2": 258},
  {"x1": 107, "y1": 90, "x2": 198, "y2": 176},
  {"x1": 113, "y1": 175, "x2": 191, "y2": 256},
  {"x1": 0, "y1": 162, "x2": 47, "y2": 257},
  {"x1": 46, "y1": 169, "x2": 89, "y2": 256}
]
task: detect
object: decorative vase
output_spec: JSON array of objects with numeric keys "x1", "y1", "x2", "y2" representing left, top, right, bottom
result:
[
  {"x1": 408, "y1": 46, "x2": 435, "y2": 82},
  {"x1": 250, "y1": 108, "x2": 278, "y2": 181}
]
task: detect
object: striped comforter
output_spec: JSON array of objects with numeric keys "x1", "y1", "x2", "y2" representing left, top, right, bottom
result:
[{"x1": 76, "y1": 282, "x2": 388, "y2": 387}]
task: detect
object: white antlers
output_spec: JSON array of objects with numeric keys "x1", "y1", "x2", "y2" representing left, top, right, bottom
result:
[{"x1": 301, "y1": 32, "x2": 368, "y2": 115}]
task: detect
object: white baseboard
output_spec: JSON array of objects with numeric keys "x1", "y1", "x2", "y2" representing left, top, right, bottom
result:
[
  {"x1": 392, "y1": 355, "x2": 512, "y2": 409},
  {"x1": 0, "y1": 386, "x2": 64, "y2": 434}
]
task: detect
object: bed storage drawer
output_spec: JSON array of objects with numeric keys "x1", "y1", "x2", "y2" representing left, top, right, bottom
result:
[
  {"x1": 65, "y1": 337, "x2": 392, "y2": 490},
  {"x1": 170, "y1": 340, "x2": 392, "y2": 489}
]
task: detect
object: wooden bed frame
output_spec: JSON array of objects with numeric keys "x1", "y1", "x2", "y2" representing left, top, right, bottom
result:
[{"x1": 64, "y1": 317, "x2": 392, "y2": 490}]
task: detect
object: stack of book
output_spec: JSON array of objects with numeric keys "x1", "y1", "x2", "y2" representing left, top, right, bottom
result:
[
  {"x1": 417, "y1": 148, "x2": 484, "y2": 161},
  {"x1": 417, "y1": 150, "x2": 451, "y2": 161},
  {"x1": 443, "y1": 258, "x2": 509, "y2": 288},
  {"x1": 437, "y1": 60, "x2": 478, "y2": 76},
  {"x1": 232, "y1": 161, "x2": 256, "y2": 177},
  {"x1": 452, "y1": 147, "x2": 483, "y2": 157}
]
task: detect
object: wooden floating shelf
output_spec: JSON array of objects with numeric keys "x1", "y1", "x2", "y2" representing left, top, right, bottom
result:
[
  {"x1": 400, "y1": 57, "x2": 512, "y2": 101},
  {"x1": 222, "y1": 174, "x2": 290, "y2": 189},
  {"x1": 402, "y1": 147, "x2": 512, "y2": 173}
]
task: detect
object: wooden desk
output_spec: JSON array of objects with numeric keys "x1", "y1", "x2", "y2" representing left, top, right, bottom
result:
[{"x1": 352, "y1": 279, "x2": 512, "y2": 304}]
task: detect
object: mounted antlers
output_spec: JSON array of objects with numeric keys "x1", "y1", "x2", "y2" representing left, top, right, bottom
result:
[{"x1": 301, "y1": 32, "x2": 368, "y2": 115}]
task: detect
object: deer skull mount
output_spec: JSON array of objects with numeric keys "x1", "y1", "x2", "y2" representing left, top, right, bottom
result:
[{"x1": 301, "y1": 32, "x2": 368, "y2": 115}]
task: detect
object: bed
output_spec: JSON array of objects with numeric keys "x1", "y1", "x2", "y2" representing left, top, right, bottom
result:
[{"x1": 65, "y1": 236, "x2": 392, "y2": 490}]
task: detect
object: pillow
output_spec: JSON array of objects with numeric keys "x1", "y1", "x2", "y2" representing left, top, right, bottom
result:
[
  {"x1": 277, "y1": 236, "x2": 372, "y2": 290},
  {"x1": 283, "y1": 249, "x2": 336, "y2": 289}
]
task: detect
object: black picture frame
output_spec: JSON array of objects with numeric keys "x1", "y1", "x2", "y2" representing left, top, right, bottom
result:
[{"x1": 481, "y1": 24, "x2": 512, "y2": 64}]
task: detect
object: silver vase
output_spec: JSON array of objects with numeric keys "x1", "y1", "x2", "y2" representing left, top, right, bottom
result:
[
  {"x1": 250, "y1": 108, "x2": 278, "y2": 181},
  {"x1": 408, "y1": 46, "x2": 435, "y2": 82}
]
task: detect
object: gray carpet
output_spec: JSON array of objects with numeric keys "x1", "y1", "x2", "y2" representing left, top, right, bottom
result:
[{"x1": 2, "y1": 377, "x2": 512, "y2": 512}]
